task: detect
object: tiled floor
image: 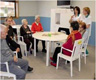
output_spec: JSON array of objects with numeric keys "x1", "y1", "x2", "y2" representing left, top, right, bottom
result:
[{"x1": 23, "y1": 42, "x2": 95, "y2": 79}]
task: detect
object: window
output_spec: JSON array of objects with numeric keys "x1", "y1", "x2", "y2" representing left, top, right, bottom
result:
[{"x1": 0, "y1": 0, "x2": 19, "y2": 18}]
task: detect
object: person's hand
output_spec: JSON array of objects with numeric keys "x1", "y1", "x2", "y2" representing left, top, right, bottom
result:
[
  {"x1": 27, "y1": 31, "x2": 31, "y2": 33},
  {"x1": 14, "y1": 56, "x2": 18, "y2": 62},
  {"x1": 71, "y1": 15, "x2": 74, "y2": 19},
  {"x1": 41, "y1": 30, "x2": 44, "y2": 32},
  {"x1": 16, "y1": 48, "x2": 20, "y2": 53},
  {"x1": 10, "y1": 36, "x2": 13, "y2": 40}
]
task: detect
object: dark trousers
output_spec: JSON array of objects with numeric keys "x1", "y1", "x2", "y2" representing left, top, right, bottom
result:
[
  {"x1": 32, "y1": 39, "x2": 46, "y2": 50},
  {"x1": 24, "y1": 37, "x2": 34, "y2": 51},
  {"x1": 53, "y1": 47, "x2": 61, "y2": 63}
]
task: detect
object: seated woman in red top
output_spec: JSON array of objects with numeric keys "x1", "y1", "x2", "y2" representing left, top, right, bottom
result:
[
  {"x1": 50, "y1": 21, "x2": 82, "y2": 67},
  {"x1": 31, "y1": 15, "x2": 46, "y2": 53}
]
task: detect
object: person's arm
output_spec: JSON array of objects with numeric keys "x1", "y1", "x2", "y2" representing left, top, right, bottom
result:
[
  {"x1": 62, "y1": 37, "x2": 73, "y2": 50},
  {"x1": 69, "y1": 15, "x2": 74, "y2": 23},
  {"x1": 0, "y1": 50, "x2": 14, "y2": 63},
  {"x1": 31, "y1": 23, "x2": 36, "y2": 33},
  {"x1": 20, "y1": 27, "x2": 27, "y2": 36},
  {"x1": 40, "y1": 23, "x2": 44, "y2": 32},
  {"x1": 6, "y1": 36, "x2": 20, "y2": 51}
]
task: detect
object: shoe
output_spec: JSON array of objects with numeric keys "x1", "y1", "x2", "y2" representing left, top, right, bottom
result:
[
  {"x1": 50, "y1": 62, "x2": 56, "y2": 67},
  {"x1": 50, "y1": 57, "x2": 53, "y2": 61},
  {"x1": 27, "y1": 66, "x2": 33, "y2": 72},
  {"x1": 36, "y1": 49, "x2": 38, "y2": 52},
  {"x1": 42, "y1": 49, "x2": 47, "y2": 53},
  {"x1": 29, "y1": 48, "x2": 32, "y2": 54}
]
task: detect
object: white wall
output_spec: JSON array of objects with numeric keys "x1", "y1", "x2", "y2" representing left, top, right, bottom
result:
[
  {"x1": 37, "y1": 1, "x2": 57, "y2": 17},
  {"x1": 18, "y1": 0, "x2": 95, "y2": 21},
  {"x1": 37, "y1": 1, "x2": 95, "y2": 21},
  {"x1": 19, "y1": 1, "x2": 38, "y2": 17}
]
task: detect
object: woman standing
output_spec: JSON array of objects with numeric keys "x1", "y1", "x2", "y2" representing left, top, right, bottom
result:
[
  {"x1": 81, "y1": 7, "x2": 91, "y2": 37},
  {"x1": 80, "y1": 7, "x2": 91, "y2": 56},
  {"x1": 69, "y1": 6, "x2": 81, "y2": 23}
]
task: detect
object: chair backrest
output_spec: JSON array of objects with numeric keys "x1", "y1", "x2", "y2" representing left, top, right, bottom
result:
[
  {"x1": 58, "y1": 27, "x2": 70, "y2": 35},
  {"x1": 71, "y1": 39, "x2": 82, "y2": 58}
]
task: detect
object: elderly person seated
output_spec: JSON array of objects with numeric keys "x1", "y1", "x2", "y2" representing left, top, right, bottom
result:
[
  {"x1": 3, "y1": 23, "x2": 33, "y2": 71},
  {"x1": 50, "y1": 21, "x2": 82, "y2": 67},
  {"x1": 20, "y1": 19, "x2": 33, "y2": 54},
  {"x1": 31, "y1": 15, "x2": 46, "y2": 52},
  {"x1": 0, "y1": 24, "x2": 33, "y2": 79},
  {"x1": 79, "y1": 22, "x2": 86, "y2": 36}
]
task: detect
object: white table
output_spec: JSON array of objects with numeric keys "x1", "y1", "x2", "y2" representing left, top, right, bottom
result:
[{"x1": 32, "y1": 32, "x2": 68, "y2": 66}]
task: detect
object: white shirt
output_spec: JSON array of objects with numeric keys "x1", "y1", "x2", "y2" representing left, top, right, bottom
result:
[
  {"x1": 81, "y1": 15, "x2": 92, "y2": 36},
  {"x1": 72, "y1": 14, "x2": 81, "y2": 21}
]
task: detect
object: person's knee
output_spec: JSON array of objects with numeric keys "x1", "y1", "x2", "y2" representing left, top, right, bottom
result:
[
  {"x1": 19, "y1": 70, "x2": 26, "y2": 79},
  {"x1": 23, "y1": 59, "x2": 28, "y2": 66}
]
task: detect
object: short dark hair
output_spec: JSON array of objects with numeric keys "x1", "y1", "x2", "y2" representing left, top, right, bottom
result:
[
  {"x1": 74, "y1": 6, "x2": 80, "y2": 15},
  {"x1": 70, "y1": 21, "x2": 79, "y2": 30}
]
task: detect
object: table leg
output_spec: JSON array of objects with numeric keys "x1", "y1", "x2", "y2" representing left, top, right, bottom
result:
[
  {"x1": 34, "y1": 38, "x2": 36, "y2": 57},
  {"x1": 46, "y1": 41, "x2": 50, "y2": 66},
  {"x1": 51, "y1": 41, "x2": 55, "y2": 53}
]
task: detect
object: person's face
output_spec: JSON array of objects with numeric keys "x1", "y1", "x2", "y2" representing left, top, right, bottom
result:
[
  {"x1": 79, "y1": 25, "x2": 83, "y2": 31},
  {"x1": 6, "y1": 19, "x2": 12, "y2": 25},
  {"x1": 83, "y1": 9, "x2": 87, "y2": 16},
  {"x1": 74, "y1": 8, "x2": 78, "y2": 15},
  {"x1": 70, "y1": 27, "x2": 73, "y2": 33},
  {"x1": 1, "y1": 27, "x2": 8, "y2": 39},
  {"x1": 36, "y1": 17, "x2": 40, "y2": 23},
  {"x1": 24, "y1": 20, "x2": 28, "y2": 25}
]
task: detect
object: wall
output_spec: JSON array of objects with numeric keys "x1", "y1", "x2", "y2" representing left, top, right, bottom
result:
[
  {"x1": 37, "y1": 1, "x2": 96, "y2": 46},
  {"x1": 1, "y1": 0, "x2": 95, "y2": 46}
]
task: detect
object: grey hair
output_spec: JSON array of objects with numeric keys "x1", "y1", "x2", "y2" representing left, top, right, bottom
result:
[
  {"x1": 22, "y1": 19, "x2": 27, "y2": 24},
  {"x1": 35, "y1": 15, "x2": 40, "y2": 20}
]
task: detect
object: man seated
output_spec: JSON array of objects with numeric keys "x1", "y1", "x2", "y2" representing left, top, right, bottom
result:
[
  {"x1": 0, "y1": 24, "x2": 32, "y2": 79},
  {"x1": 31, "y1": 15, "x2": 46, "y2": 52},
  {"x1": 6, "y1": 35, "x2": 33, "y2": 71}
]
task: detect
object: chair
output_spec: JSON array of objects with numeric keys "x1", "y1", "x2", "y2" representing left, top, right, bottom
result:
[
  {"x1": 81, "y1": 35, "x2": 90, "y2": 64},
  {"x1": 56, "y1": 39, "x2": 82, "y2": 77},
  {"x1": 56, "y1": 27, "x2": 69, "y2": 46},
  {"x1": 58, "y1": 27, "x2": 70, "y2": 35},
  {"x1": 0, "y1": 52, "x2": 17, "y2": 80},
  {"x1": 17, "y1": 36, "x2": 27, "y2": 56}
]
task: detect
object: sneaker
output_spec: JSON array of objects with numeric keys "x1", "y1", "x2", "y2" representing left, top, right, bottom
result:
[
  {"x1": 50, "y1": 57, "x2": 54, "y2": 61},
  {"x1": 50, "y1": 62, "x2": 56, "y2": 67},
  {"x1": 42, "y1": 49, "x2": 47, "y2": 53}
]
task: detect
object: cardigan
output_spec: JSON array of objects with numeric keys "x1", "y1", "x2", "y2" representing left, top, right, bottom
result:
[
  {"x1": 31, "y1": 22, "x2": 43, "y2": 33},
  {"x1": 62, "y1": 32, "x2": 82, "y2": 56}
]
